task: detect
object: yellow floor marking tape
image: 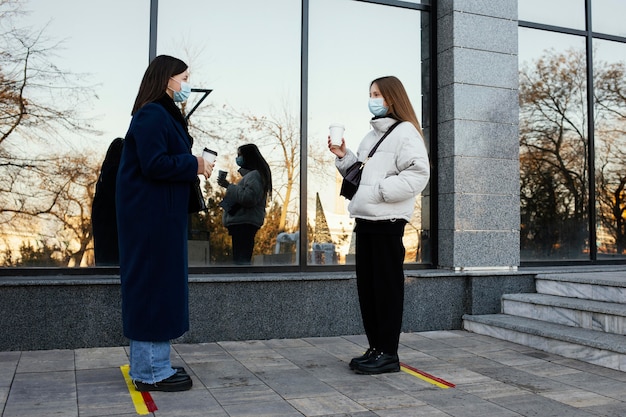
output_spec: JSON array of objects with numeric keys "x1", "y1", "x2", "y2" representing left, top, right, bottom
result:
[{"x1": 120, "y1": 364, "x2": 150, "y2": 415}]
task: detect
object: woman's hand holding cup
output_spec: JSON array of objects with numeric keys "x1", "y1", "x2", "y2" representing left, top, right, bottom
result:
[
  {"x1": 328, "y1": 123, "x2": 346, "y2": 158},
  {"x1": 196, "y1": 156, "x2": 214, "y2": 179}
]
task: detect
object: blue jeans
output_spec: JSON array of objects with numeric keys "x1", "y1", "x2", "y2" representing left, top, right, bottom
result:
[{"x1": 129, "y1": 340, "x2": 176, "y2": 383}]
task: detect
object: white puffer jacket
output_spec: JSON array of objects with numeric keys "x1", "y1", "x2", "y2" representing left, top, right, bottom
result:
[{"x1": 336, "y1": 117, "x2": 430, "y2": 222}]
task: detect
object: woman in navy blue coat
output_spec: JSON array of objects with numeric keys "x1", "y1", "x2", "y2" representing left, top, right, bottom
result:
[{"x1": 116, "y1": 55, "x2": 213, "y2": 392}]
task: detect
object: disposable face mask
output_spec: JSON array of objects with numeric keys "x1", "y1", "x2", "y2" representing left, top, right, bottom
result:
[
  {"x1": 236, "y1": 156, "x2": 245, "y2": 167},
  {"x1": 170, "y1": 78, "x2": 191, "y2": 102},
  {"x1": 368, "y1": 98, "x2": 388, "y2": 117}
]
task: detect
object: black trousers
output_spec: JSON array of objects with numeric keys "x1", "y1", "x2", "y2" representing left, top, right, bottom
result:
[
  {"x1": 228, "y1": 224, "x2": 259, "y2": 265},
  {"x1": 355, "y1": 219, "x2": 406, "y2": 355}
]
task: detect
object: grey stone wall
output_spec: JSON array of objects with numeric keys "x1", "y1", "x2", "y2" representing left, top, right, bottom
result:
[
  {"x1": 0, "y1": 271, "x2": 535, "y2": 351},
  {"x1": 437, "y1": 0, "x2": 520, "y2": 269}
]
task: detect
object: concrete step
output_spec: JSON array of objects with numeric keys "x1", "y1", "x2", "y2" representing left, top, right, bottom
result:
[
  {"x1": 502, "y1": 293, "x2": 626, "y2": 334},
  {"x1": 536, "y1": 271, "x2": 626, "y2": 303},
  {"x1": 462, "y1": 313, "x2": 626, "y2": 371}
]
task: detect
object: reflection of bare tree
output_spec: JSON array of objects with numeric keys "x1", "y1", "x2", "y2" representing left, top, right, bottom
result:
[
  {"x1": 520, "y1": 48, "x2": 589, "y2": 258},
  {"x1": 520, "y1": 47, "x2": 626, "y2": 258},
  {"x1": 0, "y1": 12, "x2": 96, "y2": 146},
  {"x1": 0, "y1": 1, "x2": 100, "y2": 266},
  {"x1": 1, "y1": 152, "x2": 98, "y2": 266},
  {"x1": 594, "y1": 57, "x2": 626, "y2": 254}
]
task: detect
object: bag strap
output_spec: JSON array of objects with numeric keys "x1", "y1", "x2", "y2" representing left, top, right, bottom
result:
[{"x1": 362, "y1": 120, "x2": 402, "y2": 166}]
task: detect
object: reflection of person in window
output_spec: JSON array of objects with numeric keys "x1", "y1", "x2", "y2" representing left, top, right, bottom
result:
[
  {"x1": 328, "y1": 76, "x2": 430, "y2": 375},
  {"x1": 116, "y1": 55, "x2": 213, "y2": 392},
  {"x1": 218, "y1": 143, "x2": 272, "y2": 265}
]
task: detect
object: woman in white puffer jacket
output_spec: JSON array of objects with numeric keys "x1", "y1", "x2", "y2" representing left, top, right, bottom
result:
[{"x1": 329, "y1": 76, "x2": 430, "y2": 375}]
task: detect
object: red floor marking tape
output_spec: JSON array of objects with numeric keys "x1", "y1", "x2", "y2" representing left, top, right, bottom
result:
[
  {"x1": 400, "y1": 362, "x2": 456, "y2": 388},
  {"x1": 141, "y1": 391, "x2": 158, "y2": 413}
]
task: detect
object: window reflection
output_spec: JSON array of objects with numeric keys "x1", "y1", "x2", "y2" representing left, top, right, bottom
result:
[
  {"x1": 308, "y1": 0, "x2": 429, "y2": 265},
  {"x1": 519, "y1": 28, "x2": 589, "y2": 260},
  {"x1": 0, "y1": 0, "x2": 148, "y2": 267},
  {"x1": 592, "y1": 0, "x2": 626, "y2": 37},
  {"x1": 518, "y1": 0, "x2": 585, "y2": 30},
  {"x1": 594, "y1": 39, "x2": 626, "y2": 259},
  {"x1": 157, "y1": 0, "x2": 301, "y2": 266}
]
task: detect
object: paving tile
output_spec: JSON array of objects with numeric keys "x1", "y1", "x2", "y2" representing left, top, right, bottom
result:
[
  {"x1": 172, "y1": 342, "x2": 231, "y2": 364},
  {"x1": 255, "y1": 368, "x2": 337, "y2": 399},
  {"x1": 209, "y1": 384, "x2": 283, "y2": 406},
  {"x1": 74, "y1": 347, "x2": 128, "y2": 370},
  {"x1": 192, "y1": 360, "x2": 263, "y2": 389},
  {"x1": 0, "y1": 352, "x2": 19, "y2": 388},
  {"x1": 148, "y1": 378, "x2": 226, "y2": 417},
  {"x1": 15, "y1": 349, "x2": 74, "y2": 373},
  {"x1": 3, "y1": 370, "x2": 77, "y2": 417},
  {"x1": 288, "y1": 393, "x2": 368, "y2": 416},
  {"x1": 222, "y1": 399, "x2": 302, "y2": 417},
  {"x1": 375, "y1": 405, "x2": 454, "y2": 416},
  {"x1": 489, "y1": 393, "x2": 599, "y2": 417},
  {"x1": 460, "y1": 380, "x2": 528, "y2": 400},
  {"x1": 0, "y1": 386, "x2": 9, "y2": 414},
  {"x1": 582, "y1": 403, "x2": 626, "y2": 417},
  {"x1": 329, "y1": 378, "x2": 418, "y2": 404},
  {"x1": 76, "y1": 368, "x2": 135, "y2": 417},
  {"x1": 540, "y1": 389, "x2": 620, "y2": 408},
  {"x1": 413, "y1": 390, "x2": 523, "y2": 417}
]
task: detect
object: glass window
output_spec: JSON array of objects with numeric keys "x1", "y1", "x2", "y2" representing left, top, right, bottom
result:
[
  {"x1": 0, "y1": 0, "x2": 149, "y2": 267},
  {"x1": 518, "y1": 0, "x2": 585, "y2": 30},
  {"x1": 157, "y1": 0, "x2": 301, "y2": 266},
  {"x1": 308, "y1": 0, "x2": 429, "y2": 265},
  {"x1": 594, "y1": 39, "x2": 626, "y2": 259},
  {"x1": 519, "y1": 28, "x2": 589, "y2": 261},
  {"x1": 592, "y1": 0, "x2": 626, "y2": 37}
]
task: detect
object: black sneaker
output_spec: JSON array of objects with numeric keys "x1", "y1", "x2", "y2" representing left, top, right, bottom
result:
[
  {"x1": 354, "y1": 352, "x2": 400, "y2": 375},
  {"x1": 133, "y1": 372, "x2": 193, "y2": 392},
  {"x1": 349, "y1": 348, "x2": 376, "y2": 370}
]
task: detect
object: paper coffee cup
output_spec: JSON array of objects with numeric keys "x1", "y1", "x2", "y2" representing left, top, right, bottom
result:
[
  {"x1": 202, "y1": 148, "x2": 217, "y2": 164},
  {"x1": 329, "y1": 123, "x2": 345, "y2": 147}
]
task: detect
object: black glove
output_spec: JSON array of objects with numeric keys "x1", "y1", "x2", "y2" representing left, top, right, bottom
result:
[{"x1": 217, "y1": 177, "x2": 230, "y2": 188}]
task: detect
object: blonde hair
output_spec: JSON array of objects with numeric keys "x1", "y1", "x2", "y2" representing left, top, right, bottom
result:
[{"x1": 371, "y1": 76, "x2": 424, "y2": 138}]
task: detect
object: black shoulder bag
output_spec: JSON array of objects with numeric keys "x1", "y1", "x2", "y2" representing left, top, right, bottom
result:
[{"x1": 340, "y1": 121, "x2": 402, "y2": 200}]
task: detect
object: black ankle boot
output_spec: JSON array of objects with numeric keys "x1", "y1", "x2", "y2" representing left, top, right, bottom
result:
[
  {"x1": 354, "y1": 352, "x2": 400, "y2": 375},
  {"x1": 349, "y1": 348, "x2": 376, "y2": 370}
]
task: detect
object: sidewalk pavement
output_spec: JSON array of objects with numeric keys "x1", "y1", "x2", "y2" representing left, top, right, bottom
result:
[{"x1": 2, "y1": 330, "x2": 626, "y2": 417}]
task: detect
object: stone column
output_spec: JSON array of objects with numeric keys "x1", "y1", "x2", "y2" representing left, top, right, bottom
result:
[{"x1": 436, "y1": 0, "x2": 520, "y2": 270}]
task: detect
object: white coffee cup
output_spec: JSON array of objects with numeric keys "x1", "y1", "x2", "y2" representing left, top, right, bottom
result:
[
  {"x1": 329, "y1": 123, "x2": 345, "y2": 147},
  {"x1": 202, "y1": 147, "x2": 217, "y2": 164}
]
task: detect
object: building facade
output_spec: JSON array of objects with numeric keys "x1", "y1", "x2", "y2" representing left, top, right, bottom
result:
[{"x1": 0, "y1": 0, "x2": 625, "y2": 349}]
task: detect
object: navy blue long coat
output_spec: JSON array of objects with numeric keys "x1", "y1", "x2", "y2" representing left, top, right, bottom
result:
[{"x1": 116, "y1": 99, "x2": 198, "y2": 342}]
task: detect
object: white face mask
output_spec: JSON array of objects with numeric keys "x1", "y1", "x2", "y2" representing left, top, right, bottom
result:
[{"x1": 368, "y1": 97, "x2": 388, "y2": 116}]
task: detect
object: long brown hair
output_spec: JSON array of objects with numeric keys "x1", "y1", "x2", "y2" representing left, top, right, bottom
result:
[
  {"x1": 371, "y1": 76, "x2": 424, "y2": 138},
  {"x1": 131, "y1": 55, "x2": 188, "y2": 115}
]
